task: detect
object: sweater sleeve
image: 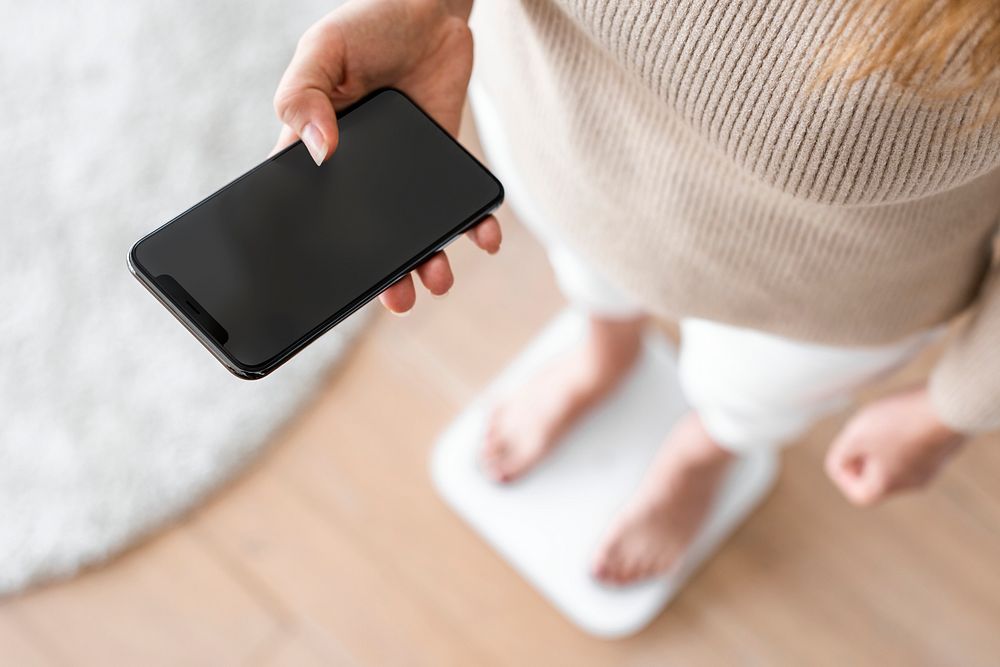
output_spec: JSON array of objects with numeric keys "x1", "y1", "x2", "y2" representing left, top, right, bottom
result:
[{"x1": 929, "y1": 237, "x2": 1000, "y2": 433}]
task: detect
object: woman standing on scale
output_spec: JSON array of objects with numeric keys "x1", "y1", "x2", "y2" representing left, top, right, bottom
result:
[{"x1": 272, "y1": 0, "x2": 1000, "y2": 585}]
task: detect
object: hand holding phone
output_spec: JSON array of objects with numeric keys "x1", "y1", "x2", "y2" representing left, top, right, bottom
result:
[
  {"x1": 130, "y1": 89, "x2": 503, "y2": 379},
  {"x1": 271, "y1": 0, "x2": 498, "y2": 314}
]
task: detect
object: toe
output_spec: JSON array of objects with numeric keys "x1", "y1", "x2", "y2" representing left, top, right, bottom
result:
[
  {"x1": 618, "y1": 556, "x2": 640, "y2": 586},
  {"x1": 485, "y1": 458, "x2": 510, "y2": 482},
  {"x1": 480, "y1": 411, "x2": 521, "y2": 483},
  {"x1": 612, "y1": 560, "x2": 632, "y2": 586},
  {"x1": 495, "y1": 438, "x2": 546, "y2": 484},
  {"x1": 591, "y1": 553, "x2": 610, "y2": 582},
  {"x1": 480, "y1": 437, "x2": 509, "y2": 480},
  {"x1": 635, "y1": 557, "x2": 660, "y2": 583},
  {"x1": 481, "y1": 440, "x2": 523, "y2": 484},
  {"x1": 481, "y1": 429, "x2": 502, "y2": 462},
  {"x1": 494, "y1": 454, "x2": 526, "y2": 484},
  {"x1": 481, "y1": 430, "x2": 503, "y2": 462},
  {"x1": 592, "y1": 541, "x2": 621, "y2": 583},
  {"x1": 630, "y1": 560, "x2": 651, "y2": 584}
]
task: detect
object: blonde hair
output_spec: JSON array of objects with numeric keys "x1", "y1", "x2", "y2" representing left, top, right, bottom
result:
[{"x1": 826, "y1": 0, "x2": 1000, "y2": 111}]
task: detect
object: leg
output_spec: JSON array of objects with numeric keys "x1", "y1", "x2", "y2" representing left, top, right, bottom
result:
[
  {"x1": 471, "y1": 83, "x2": 649, "y2": 482},
  {"x1": 475, "y1": 211, "x2": 646, "y2": 484},
  {"x1": 482, "y1": 313, "x2": 644, "y2": 483},
  {"x1": 592, "y1": 411, "x2": 731, "y2": 584},
  {"x1": 593, "y1": 318, "x2": 936, "y2": 585}
]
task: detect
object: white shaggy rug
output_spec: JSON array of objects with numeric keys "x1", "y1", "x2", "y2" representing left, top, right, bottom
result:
[{"x1": 0, "y1": 0, "x2": 363, "y2": 595}]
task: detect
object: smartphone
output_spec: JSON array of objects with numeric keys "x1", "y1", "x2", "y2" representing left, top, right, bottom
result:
[{"x1": 129, "y1": 88, "x2": 503, "y2": 379}]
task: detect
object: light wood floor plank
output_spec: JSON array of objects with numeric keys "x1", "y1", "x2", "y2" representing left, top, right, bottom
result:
[
  {"x1": 251, "y1": 618, "x2": 359, "y2": 666},
  {"x1": 5, "y1": 527, "x2": 284, "y2": 666},
  {"x1": 193, "y1": 463, "x2": 495, "y2": 667},
  {"x1": 0, "y1": 609, "x2": 55, "y2": 666}
]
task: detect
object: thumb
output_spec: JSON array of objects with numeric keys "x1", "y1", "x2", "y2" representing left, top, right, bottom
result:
[{"x1": 273, "y1": 27, "x2": 343, "y2": 165}]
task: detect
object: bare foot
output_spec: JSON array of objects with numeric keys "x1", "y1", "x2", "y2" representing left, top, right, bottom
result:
[
  {"x1": 481, "y1": 315, "x2": 644, "y2": 483},
  {"x1": 592, "y1": 413, "x2": 733, "y2": 585}
]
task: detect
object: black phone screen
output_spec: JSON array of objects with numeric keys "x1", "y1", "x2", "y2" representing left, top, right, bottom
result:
[{"x1": 130, "y1": 89, "x2": 502, "y2": 375}]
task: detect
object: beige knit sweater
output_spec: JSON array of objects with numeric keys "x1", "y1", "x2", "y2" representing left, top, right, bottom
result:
[{"x1": 471, "y1": 0, "x2": 1000, "y2": 432}]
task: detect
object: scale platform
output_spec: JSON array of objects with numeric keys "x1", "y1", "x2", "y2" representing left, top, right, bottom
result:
[{"x1": 431, "y1": 311, "x2": 779, "y2": 638}]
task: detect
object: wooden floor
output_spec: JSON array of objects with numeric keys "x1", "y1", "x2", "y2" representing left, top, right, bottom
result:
[{"x1": 4, "y1": 116, "x2": 1000, "y2": 666}]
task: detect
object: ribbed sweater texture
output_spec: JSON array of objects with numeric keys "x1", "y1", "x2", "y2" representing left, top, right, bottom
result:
[{"x1": 471, "y1": 0, "x2": 1000, "y2": 432}]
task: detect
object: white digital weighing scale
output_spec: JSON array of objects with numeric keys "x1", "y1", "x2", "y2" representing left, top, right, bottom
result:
[{"x1": 431, "y1": 310, "x2": 779, "y2": 638}]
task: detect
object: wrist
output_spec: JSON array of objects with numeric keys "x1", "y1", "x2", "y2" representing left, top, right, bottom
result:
[
  {"x1": 442, "y1": 0, "x2": 474, "y2": 19},
  {"x1": 400, "y1": 0, "x2": 472, "y2": 20},
  {"x1": 917, "y1": 385, "x2": 966, "y2": 443}
]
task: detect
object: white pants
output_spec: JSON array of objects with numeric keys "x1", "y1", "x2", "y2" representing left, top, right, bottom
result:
[{"x1": 469, "y1": 83, "x2": 939, "y2": 452}]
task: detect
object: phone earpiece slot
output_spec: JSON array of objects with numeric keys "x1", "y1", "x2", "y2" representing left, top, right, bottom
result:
[{"x1": 155, "y1": 274, "x2": 229, "y2": 345}]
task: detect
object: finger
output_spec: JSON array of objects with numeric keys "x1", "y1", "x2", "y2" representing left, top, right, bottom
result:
[
  {"x1": 825, "y1": 426, "x2": 860, "y2": 480},
  {"x1": 825, "y1": 429, "x2": 879, "y2": 505},
  {"x1": 825, "y1": 443, "x2": 864, "y2": 483},
  {"x1": 851, "y1": 459, "x2": 889, "y2": 506},
  {"x1": 833, "y1": 454, "x2": 887, "y2": 506},
  {"x1": 269, "y1": 124, "x2": 299, "y2": 157},
  {"x1": 414, "y1": 252, "x2": 454, "y2": 296},
  {"x1": 827, "y1": 451, "x2": 863, "y2": 502},
  {"x1": 464, "y1": 215, "x2": 501, "y2": 254},
  {"x1": 379, "y1": 273, "x2": 416, "y2": 314},
  {"x1": 273, "y1": 26, "x2": 344, "y2": 165}
]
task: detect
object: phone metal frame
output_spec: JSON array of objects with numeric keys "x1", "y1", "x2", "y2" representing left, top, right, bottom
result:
[{"x1": 128, "y1": 88, "x2": 504, "y2": 380}]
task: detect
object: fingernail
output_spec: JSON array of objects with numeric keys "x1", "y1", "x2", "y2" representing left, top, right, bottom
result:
[
  {"x1": 391, "y1": 308, "x2": 411, "y2": 318},
  {"x1": 431, "y1": 291, "x2": 448, "y2": 300},
  {"x1": 301, "y1": 123, "x2": 327, "y2": 166}
]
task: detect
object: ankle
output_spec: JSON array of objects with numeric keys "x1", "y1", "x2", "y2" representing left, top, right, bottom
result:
[
  {"x1": 664, "y1": 415, "x2": 734, "y2": 471},
  {"x1": 583, "y1": 317, "x2": 643, "y2": 370},
  {"x1": 682, "y1": 436, "x2": 733, "y2": 470}
]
